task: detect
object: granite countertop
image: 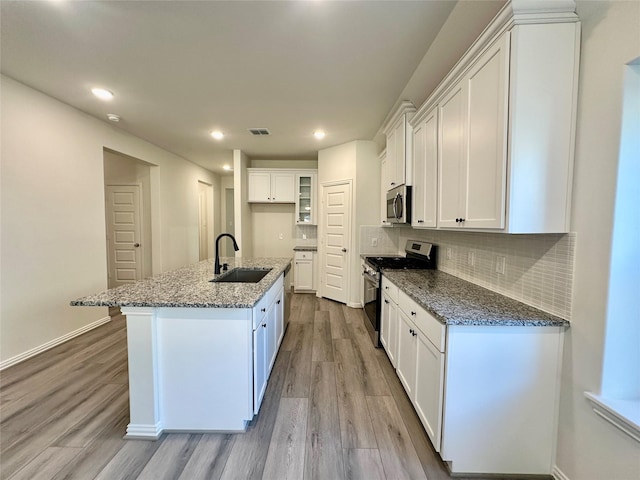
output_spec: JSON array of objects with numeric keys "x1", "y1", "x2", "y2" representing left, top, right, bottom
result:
[
  {"x1": 71, "y1": 257, "x2": 292, "y2": 309},
  {"x1": 293, "y1": 245, "x2": 317, "y2": 252},
  {"x1": 382, "y1": 269, "x2": 569, "y2": 327}
]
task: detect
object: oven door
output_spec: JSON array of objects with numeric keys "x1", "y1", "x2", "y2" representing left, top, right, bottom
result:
[{"x1": 362, "y1": 268, "x2": 381, "y2": 347}]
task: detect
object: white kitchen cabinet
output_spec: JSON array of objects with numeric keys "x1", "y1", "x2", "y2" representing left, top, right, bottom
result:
[
  {"x1": 253, "y1": 274, "x2": 284, "y2": 414},
  {"x1": 410, "y1": 5, "x2": 580, "y2": 233},
  {"x1": 294, "y1": 251, "x2": 315, "y2": 292},
  {"x1": 411, "y1": 105, "x2": 438, "y2": 228},
  {"x1": 381, "y1": 101, "x2": 415, "y2": 191},
  {"x1": 247, "y1": 169, "x2": 295, "y2": 203},
  {"x1": 396, "y1": 310, "x2": 418, "y2": 398},
  {"x1": 437, "y1": 33, "x2": 508, "y2": 230},
  {"x1": 295, "y1": 172, "x2": 317, "y2": 225},
  {"x1": 380, "y1": 276, "x2": 399, "y2": 367}
]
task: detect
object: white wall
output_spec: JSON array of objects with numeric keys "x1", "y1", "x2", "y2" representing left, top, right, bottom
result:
[
  {"x1": 555, "y1": 2, "x2": 640, "y2": 479},
  {"x1": 0, "y1": 76, "x2": 220, "y2": 365},
  {"x1": 318, "y1": 140, "x2": 380, "y2": 307},
  {"x1": 233, "y1": 150, "x2": 253, "y2": 256}
]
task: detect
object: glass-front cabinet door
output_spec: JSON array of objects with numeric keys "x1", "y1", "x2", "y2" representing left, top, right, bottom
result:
[{"x1": 295, "y1": 173, "x2": 316, "y2": 225}]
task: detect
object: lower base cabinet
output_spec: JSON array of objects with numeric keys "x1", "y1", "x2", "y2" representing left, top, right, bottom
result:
[
  {"x1": 380, "y1": 274, "x2": 564, "y2": 476},
  {"x1": 294, "y1": 251, "x2": 316, "y2": 292}
]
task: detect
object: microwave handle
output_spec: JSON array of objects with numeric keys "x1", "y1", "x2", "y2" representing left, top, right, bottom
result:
[
  {"x1": 392, "y1": 193, "x2": 398, "y2": 219},
  {"x1": 394, "y1": 193, "x2": 403, "y2": 219}
]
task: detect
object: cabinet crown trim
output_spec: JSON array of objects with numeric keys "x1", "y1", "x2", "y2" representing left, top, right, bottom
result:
[
  {"x1": 410, "y1": 0, "x2": 578, "y2": 126},
  {"x1": 381, "y1": 100, "x2": 416, "y2": 135}
]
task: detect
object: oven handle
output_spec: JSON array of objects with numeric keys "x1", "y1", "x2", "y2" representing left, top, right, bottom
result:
[{"x1": 362, "y1": 269, "x2": 380, "y2": 289}]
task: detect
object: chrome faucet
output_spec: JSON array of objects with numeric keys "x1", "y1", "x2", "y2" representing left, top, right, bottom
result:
[{"x1": 214, "y1": 233, "x2": 239, "y2": 274}]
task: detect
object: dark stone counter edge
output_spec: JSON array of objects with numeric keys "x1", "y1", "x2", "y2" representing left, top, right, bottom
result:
[{"x1": 383, "y1": 270, "x2": 570, "y2": 328}]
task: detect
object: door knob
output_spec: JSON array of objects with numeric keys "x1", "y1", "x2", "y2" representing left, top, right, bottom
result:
[{"x1": 134, "y1": 243, "x2": 140, "y2": 247}]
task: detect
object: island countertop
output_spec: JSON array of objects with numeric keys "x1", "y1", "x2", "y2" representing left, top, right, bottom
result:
[
  {"x1": 382, "y1": 269, "x2": 569, "y2": 327},
  {"x1": 71, "y1": 257, "x2": 292, "y2": 309}
]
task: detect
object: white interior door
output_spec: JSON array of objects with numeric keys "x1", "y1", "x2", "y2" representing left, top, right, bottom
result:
[
  {"x1": 321, "y1": 182, "x2": 351, "y2": 304},
  {"x1": 106, "y1": 185, "x2": 142, "y2": 288}
]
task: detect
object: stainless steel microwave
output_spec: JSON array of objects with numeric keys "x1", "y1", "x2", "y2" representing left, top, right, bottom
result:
[{"x1": 386, "y1": 185, "x2": 411, "y2": 224}]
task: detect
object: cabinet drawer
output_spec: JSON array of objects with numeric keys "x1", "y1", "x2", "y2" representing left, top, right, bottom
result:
[
  {"x1": 295, "y1": 251, "x2": 313, "y2": 261},
  {"x1": 253, "y1": 295, "x2": 268, "y2": 330},
  {"x1": 398, "y1": 290, "x2": 445, "y2": 352},
  {"x1": 381, "y1": 276, "x2": 399, "y2": 303}
]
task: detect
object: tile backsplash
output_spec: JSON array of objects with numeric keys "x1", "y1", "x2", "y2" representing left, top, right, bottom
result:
[
  {"x1": 360, "y1": 226, "x2": 575, "y2": 320},
  {"x1": 295, "y1": 224, "x2": 318, "y2": 246}
]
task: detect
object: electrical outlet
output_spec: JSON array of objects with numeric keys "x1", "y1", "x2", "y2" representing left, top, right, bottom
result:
[
  {"x1": 371, "y1": 238, "x2": 378, "y2": 247},
  {"x1": 446, "y1": 247, "x2": 453, "y2": 260},
  {"x1": 467, "y1": 250, "x2": 475, "y2": 267},
  {"x1": 496, "y1": 255, "x2": 506, "y2": 274},
  {"x1": 302, "y1": 233, "x2": 307, "y2": 240},
  {"x1": 278, "y1": 233, "x2": 283, "y2": 240}
]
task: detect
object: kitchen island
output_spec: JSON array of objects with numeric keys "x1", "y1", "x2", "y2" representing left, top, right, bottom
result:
[{"x1": 72, "y1": 257, "x2": 292, "y2": 439}]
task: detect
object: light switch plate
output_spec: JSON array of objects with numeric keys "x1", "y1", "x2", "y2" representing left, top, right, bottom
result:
[
  {"x1": 467, "y1": 250, "x2": 475, "y2": 267},
  {"x1": 371, "y1": 238, "x2": 378, "y2": 247}
]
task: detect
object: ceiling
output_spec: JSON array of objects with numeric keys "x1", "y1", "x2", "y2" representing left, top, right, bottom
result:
[{"x1": 1, "y1": 1, "x2": 497, "y2": 174}]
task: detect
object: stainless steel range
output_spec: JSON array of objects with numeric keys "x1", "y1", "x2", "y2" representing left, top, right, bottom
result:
[{"x1": 362, "y1": 240, "x2": 437, "y2": 346}]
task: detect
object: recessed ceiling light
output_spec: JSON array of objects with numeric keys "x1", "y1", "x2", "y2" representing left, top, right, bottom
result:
[
  {"x1": 106, "y1": 114, "x2": 120, "y2": 122},
  {"x1": 91, "y1": 87, "x2": 114, "y2": 101},
  {"x1": 223, "y1": 165, "x2": 233, "y2": 171},
  {"x1": 211, "y1": 130, "x2": 224, "y2": 140},
  {"x1": 313, "y1": 130, "x2": 326, "y2": 139}
]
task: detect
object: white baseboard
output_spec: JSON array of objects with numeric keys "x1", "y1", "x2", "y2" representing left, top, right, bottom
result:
[
  {"x1": 552, "y1": 465, "x2": 571, "y2": 480},
  {"x1": 347, "y1": 301, "x2": 363, "y2": 309},
  {"x1": 125, "y1": 422, "x2": 163, "y2": 440},
  {"x1": 0, "y1": 316, "x2": 111, "y2": 371}
]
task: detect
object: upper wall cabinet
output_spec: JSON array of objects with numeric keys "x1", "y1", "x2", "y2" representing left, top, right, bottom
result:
[
  {"x1": 409, "y1": 1, "x2": 581, "y2": 233},
  {"x1": 295, "y1": 172, "x2": 317, "y2": 225},
  {"x1": 382, "y1": 101, "x2": 416, "y2": 191},
  {"x1": 248, "y1": 169, "x2": 295, "y2": 203}
]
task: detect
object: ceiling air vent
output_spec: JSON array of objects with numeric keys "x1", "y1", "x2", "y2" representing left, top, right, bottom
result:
[{"x1": 248, "y1": 128, "x2": 271, "y2": 136}]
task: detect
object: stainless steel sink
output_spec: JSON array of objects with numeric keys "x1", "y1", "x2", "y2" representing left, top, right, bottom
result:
[{"x1": 210, "y1": 268, "x2": 272, "y2": 283}]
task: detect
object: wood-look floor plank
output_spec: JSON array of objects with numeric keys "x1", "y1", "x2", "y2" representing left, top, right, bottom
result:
[
  {"x1": 326, "y1": 300, "x2": 351, "y2": 339},
  {"x1": 377, "y1": 351, "x2": 452, "y2": 480},
  {"x1": 178, "y1": 434, "x2": 235, "y2": 480},
  {"x1": 92, "y1": 438, "x2": 162, "y2": 480},
  {"x1": 304, "y1": 362, "x2": 344, "y2": 480},
  {"x1": 220, "y1": 350, "x2": 291, "y2": 480},
  {"x1": 261, "y1": 397, "x2": 309, "y2": 480},
  {"x1": 282, "y1": 323, "x2": 313, "y2": 398},
  {"x1": 366, "y1": 396, "x2": 427, "y2": 480},
  {"x1": 297, "y1": 294, "x2": 318, "y2": 324},
  {"x1": 136, "y1": 433, "x2": 200, "y2": 480},
  {"x1": 333, "y1": 339, "x2": 378, "y2": 449},
  {"x1": 53, "y1": 385, "x2": 128, "y2": 447},
  {"x1": 348, "y1": 319, "x2": 391, "y2": 396},
  {"x1": 51, "y1": 414, "x2": 130, "y2": 480},
  {"x1": 343, "y1": 449, "x2": 386, "y2": 480},
  {"x1": 1, "y1": 382, "x2": 126, "y2": 478},
  {"x1": 7, "y1": 446, "x2": 82, "y2": 480},
  {"x1": 311, "y1": 311, "x2": 334, "y2": 362}
]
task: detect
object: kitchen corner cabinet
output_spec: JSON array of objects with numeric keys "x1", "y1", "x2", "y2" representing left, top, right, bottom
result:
[
  {"x1": 410, "y1": 8, "x2": 580, "y2": 233},
  {"x1": 382, "y1": 101, "x2": 416, "y2": 191},
  {"x1": 295, "y1": 173, "x2": 317, "y2": 225},
  {"x1": 411, "y1": 106, "x2": 438, "y2": 228},
  {"x1": 248, "y1": 169, "x2": 295, "y2": 203},
  {"x1": 294, "y1": 251, "x2": 316, "y2": 292}
]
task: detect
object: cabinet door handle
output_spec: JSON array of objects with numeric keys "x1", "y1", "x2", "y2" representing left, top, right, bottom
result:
[
  {"x1": 384, "y1": 299, "x2": 389, "y2": 304},
  {"x1": 277, "y1": 300, "x2": 281, "y2": 304},
  {"x1": 261, "y1": 308, "x2": 266, "y2": 313},
  {"x1": 412, "y1": 330, "x2": 417, "y2": 337},
  {"x1": 411, "y1": 311, "x2": 416, "y2": 316},
  {"x1": 417, "y1": 220, "x2": 424, "y2": 224},
  {"x1": 262, "y1": 323, "x2": 267, "y2": 328},
  {"x1": 385, "y1": 286, "x2": 389, "y2": 290}
]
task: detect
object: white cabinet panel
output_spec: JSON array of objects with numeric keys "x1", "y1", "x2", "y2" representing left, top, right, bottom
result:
[
  {"x1": 272, "y1": 172, "x2": 295, "y2": 203},
  {"x1": 380, "y1": 291, "x2": 398, "y2": 368},
  {"x1": 295, "y1": 173, "x2": 317, "y2": 225},
  {"x1": 415, "y1": 332, "x2": 445, "y2": 452},
  {"x1": 248, "y1": 171, "x2": 272, "y2": 203},
  {"x1": 396, "y1": 311, "x2": 417, "y2": 399},
  {"x1": 412, "y1": 107, "x2": 438, "y2": 228},
  {"x1": 294, "y1": 251, "x2": 315, "y2": 292},
  {"x1": 247, "y1": 169, "x2": 295, "y2": 203}
]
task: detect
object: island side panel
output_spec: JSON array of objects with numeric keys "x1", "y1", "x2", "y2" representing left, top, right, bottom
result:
[
  {"x1": 156, "y1": 307, "x2": 254, "y2": 432},
  {"x1": 121, "y1": 307, "x2": 163, "y2": 439}
]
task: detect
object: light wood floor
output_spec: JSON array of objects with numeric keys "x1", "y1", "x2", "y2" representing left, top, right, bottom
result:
[{"x1": 1, "y1": 293, "x2": 503, "y2": 480}]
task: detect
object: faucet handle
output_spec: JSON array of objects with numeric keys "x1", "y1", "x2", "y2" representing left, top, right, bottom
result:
[{"x1": 222, "y1": 263, "x2": 228, "y2": 271}]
